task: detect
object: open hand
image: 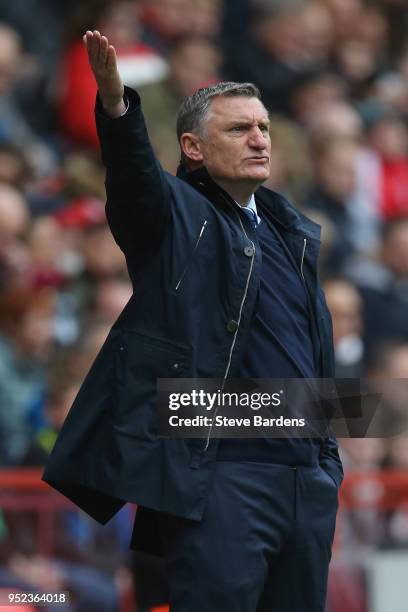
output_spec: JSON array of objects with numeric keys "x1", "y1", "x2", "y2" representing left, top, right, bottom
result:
[{"x1": 83, "y1": 30, "x2": 125, "y2": 118}]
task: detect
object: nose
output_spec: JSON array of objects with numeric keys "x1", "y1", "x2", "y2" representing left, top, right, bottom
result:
[{"x1": 248, "y1": 126, "x2": 268, "y2": 149}]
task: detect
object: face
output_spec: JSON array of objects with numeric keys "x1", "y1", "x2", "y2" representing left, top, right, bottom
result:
[
  {"x1": 171, "y1": 40, "x2": 221, "y2": 98},
  {"x1": 258, "y1": 13, "x2": 304, "y2": 62},
  {"x1": 83, "y1": 225, "x2": 127, "y2": 278},
  {"x1": 317, "y1": 142, "x2": 357, "y2": 201},
  {"x1": 149, "y1": 0, "x2": 190, "y2": 38},
  {"x1": 98, "y1": 2, "x2": 140, "y2": 48},
  {"x1": 301, "y1": 2, "x2": 334, "y2": 62},
  {"x1": 0, "y1": 28, "x2": 20, "y2": 95},
  {"x1": 186, "y1": 96, "x2": 271, "y2": 188},
  {"x1": 292, "y1": 78, "x2": 345, "y2": 125},
  {"x1": 383, "y1": 223, "x2": 408, "y2": 277},
  {"x1": 324, "y1": 281, "x2": 362, "y2": 344}
]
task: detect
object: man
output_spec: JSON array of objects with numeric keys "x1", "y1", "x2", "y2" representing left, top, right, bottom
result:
[{"x1": 43, "y1": 30, "x2": 343, "y2": 611}]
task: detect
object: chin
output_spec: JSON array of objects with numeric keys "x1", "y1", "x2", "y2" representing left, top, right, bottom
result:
[{"x1": 244, "y1": 170, "x2": 270, "y2": 183}]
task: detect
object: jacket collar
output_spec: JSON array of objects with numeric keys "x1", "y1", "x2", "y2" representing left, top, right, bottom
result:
[
  {"x1": 176, "y1": 163, "x2": 321, "y2": 241},
  {"x1": 176, "y1": 163, "x2": 235, "y2": 216}
]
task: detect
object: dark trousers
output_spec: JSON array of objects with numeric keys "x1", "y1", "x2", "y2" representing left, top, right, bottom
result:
[{"x1": 158, "y1": 461, "x2": 339, "y2": 612}]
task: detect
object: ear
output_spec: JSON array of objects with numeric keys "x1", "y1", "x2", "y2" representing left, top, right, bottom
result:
[{"x1": 180, "y1": 132, "x2": 204, "y2": 165}]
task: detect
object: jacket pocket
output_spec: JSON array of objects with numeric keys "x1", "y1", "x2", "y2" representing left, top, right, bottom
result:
[
  {"x1": 113, "y1": 330, "x2": 190, "y2": 439},
  {"x1": 319, "y1": 465, "x2": 339, "y2": 489}
]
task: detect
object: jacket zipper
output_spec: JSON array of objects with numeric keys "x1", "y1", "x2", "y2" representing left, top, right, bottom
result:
[
  {"x1": 204, "y1": 203, "x2": 255, "y2": 451},
  {"x1": 174, "y1": 220, "x2": 208, "y2": 291},
  {"x1": 300, "y1": 238, "x2": 306, "y2": 282},
  {"x1": 203, "y1": 220, "x2": 308, "y2": 452}
]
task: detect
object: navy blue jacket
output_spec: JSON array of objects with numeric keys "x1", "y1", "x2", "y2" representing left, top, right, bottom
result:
[{"x1": 42, "y1": 87, "x2": 343, "y2": 525}]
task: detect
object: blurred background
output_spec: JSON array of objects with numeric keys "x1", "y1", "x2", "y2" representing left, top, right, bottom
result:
[{"x1": 0, "y1": 0, "x2": 407, "y2": 610}]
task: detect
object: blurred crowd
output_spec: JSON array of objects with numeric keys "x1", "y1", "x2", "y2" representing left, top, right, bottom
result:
[{"x1": 0, "y1": 0, "x2": 407, "y2": 610}]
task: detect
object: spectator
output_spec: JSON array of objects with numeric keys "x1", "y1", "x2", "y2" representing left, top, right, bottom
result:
[
  {"x1": 58, "y1": 0, "x2": 167, "y2": 148},
  {"x1": 299, "y1": 0, "x2": 335, "y2": 65},
  {"x1": 365, "y1": 113, "x2": 408, "y2": 219},
  {"x1": 82, "y1": 223, "x2": 127, "y2": 281},
  {"x1": 262, "y1": 115, "x2": 312, "y2": 205},
  {"x1": 0, "y1": 184, "x2": 31, "y2": 291},
  {"x1": 383, "y1": 0, "x2": 408, "y2": 60},
  {"x1": 0, "y1": 0, "x2": 66, "y2": 133},
  {"x1": 187, "y1": 0, "x2": 221, "y2": 39},
  {"x1": 140, "y1": 0, "x2": 191, "y2": 53},
  {"x1": 224, "y1": 0, "x2": 313, "y2": 115},
  {"x1": 0, "y1": 184, "x2": 29, "y2": 245},
  {"x1": 27, "y1": 216, "x2": 65, "y2": 290},
  {"x1": 0, "y1": 23, "x2": 25, "y2": 138},
  {"x1": 62, "y1": 322, "x2": 114, "y2": 380},
  {"x1": 366, "y1": 341, "x2": 408, "y2": 438},
  {"x1": 356, "y1": 5, "x2": 389, "y2": 60},
  {"x1": 290, "y1": 71, "x2": 347, "y2": 127},
  {"x1": 49, "y1": 203, "x2": 123, "y2": 345},
  {"x1": 307, "y1": 101, "x2": 363, "y2": 141},
  {"x1": 140, "y1": 0, "x2": 221, "y2": 53},
  {"x1": 333, "y1": 5, "x2": 390, "y2": 100},
  {"x1": 397, "y1": 44, "x2": 408, "y2": 82},
  {"x1": 221, "y1": 0, "x2": 251, "y2": 49},
  {"x1": 0, "y1": 0, "x2": 71, "y2": 75},
  {"x1": 336, "y1": 437, "x2": 388, "y2": 550},
  {"x1": 138, "y1": 35, "x2": 222, "y2": 171},
  {"x1": 0, "y1": 23, "x2": 56, "y2": 175},
  {"x1": 326, "y1": 0, "x2": 364, "y2": 43},
  {"x1": 304, "y1": 136, "x2": 359, "y2": 274},
  {"x1": 93, "y1": 278, "x2": 133, "y2": 324},
  {"x1": 323, "y1": 279, "x2": 365, "y2": 377},
  {"x1": 21, "y1": 369, "x2": 81, "y2": 466},
  {"x1": 0, "y1": 286, "x2": 56, "y2": 464},
  {"x1": 0, "y1": 144, "x2": 31, "y2": 190},
  {"x1": 385, "y1": 436, "x2": 408, "y2": 547},
  {"x1": 346, "y1": 219, "x2": 408, "y2": 352}
]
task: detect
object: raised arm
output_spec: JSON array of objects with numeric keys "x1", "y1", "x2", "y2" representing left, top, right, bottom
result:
[{"x1": 83, "y1": 31, "x2": 171, "y2": 256}]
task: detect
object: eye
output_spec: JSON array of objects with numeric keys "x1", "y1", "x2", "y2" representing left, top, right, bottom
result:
[
  {"x1": 230, "y1": 126, "x2": 245, "y2": 132},
  {"x1": 259, "y1": 125, "x2": 269, "y2": 133}
]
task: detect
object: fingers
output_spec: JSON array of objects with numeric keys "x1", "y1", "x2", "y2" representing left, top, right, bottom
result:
[
  {"x1": 99, "y1": 36, "x2": 109, "y2": 68},
  {"x1": 85, "y1": 30, "x2": 101, "y2": 66},
  {"x1": 82, "y1": 29, "x2": 123, "y2": 104},
  {"x1": 106, "y1": 45, "x2": 118, "y2": 71},
  {"x1": 83, "y1": 30, "x2": 109, "y2": 69}
]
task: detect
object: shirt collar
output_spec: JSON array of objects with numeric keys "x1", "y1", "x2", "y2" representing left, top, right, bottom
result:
[{"x1": 235, "y1": 194, "x2": 261, "y2": 225}]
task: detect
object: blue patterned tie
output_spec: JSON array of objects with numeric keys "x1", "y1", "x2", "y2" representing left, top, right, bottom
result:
[{"x1": 242, "y1": 207, "x2": 258, "y2": 229}]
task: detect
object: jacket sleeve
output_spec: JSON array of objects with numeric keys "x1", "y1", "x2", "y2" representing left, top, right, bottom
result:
[
  {"x1": 319, "y1": 432, "x2": 344, "y2": 488},
  {"x1": 95, "y1": 85, "x2": 172, "y2": 256}
]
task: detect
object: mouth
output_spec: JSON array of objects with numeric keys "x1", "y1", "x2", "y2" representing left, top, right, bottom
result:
[{"x1": 246, "y1": 157, "x2": 269, "y2": 162}]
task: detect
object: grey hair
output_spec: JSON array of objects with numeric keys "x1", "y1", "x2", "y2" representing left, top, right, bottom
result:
[{"x1": 176, "y1": 81, "x2": 262, "y2": 142}]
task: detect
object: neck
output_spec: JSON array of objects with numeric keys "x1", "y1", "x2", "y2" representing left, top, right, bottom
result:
[{"x1": 213, "y1": 179, "x2": 258, "y2": 207}]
